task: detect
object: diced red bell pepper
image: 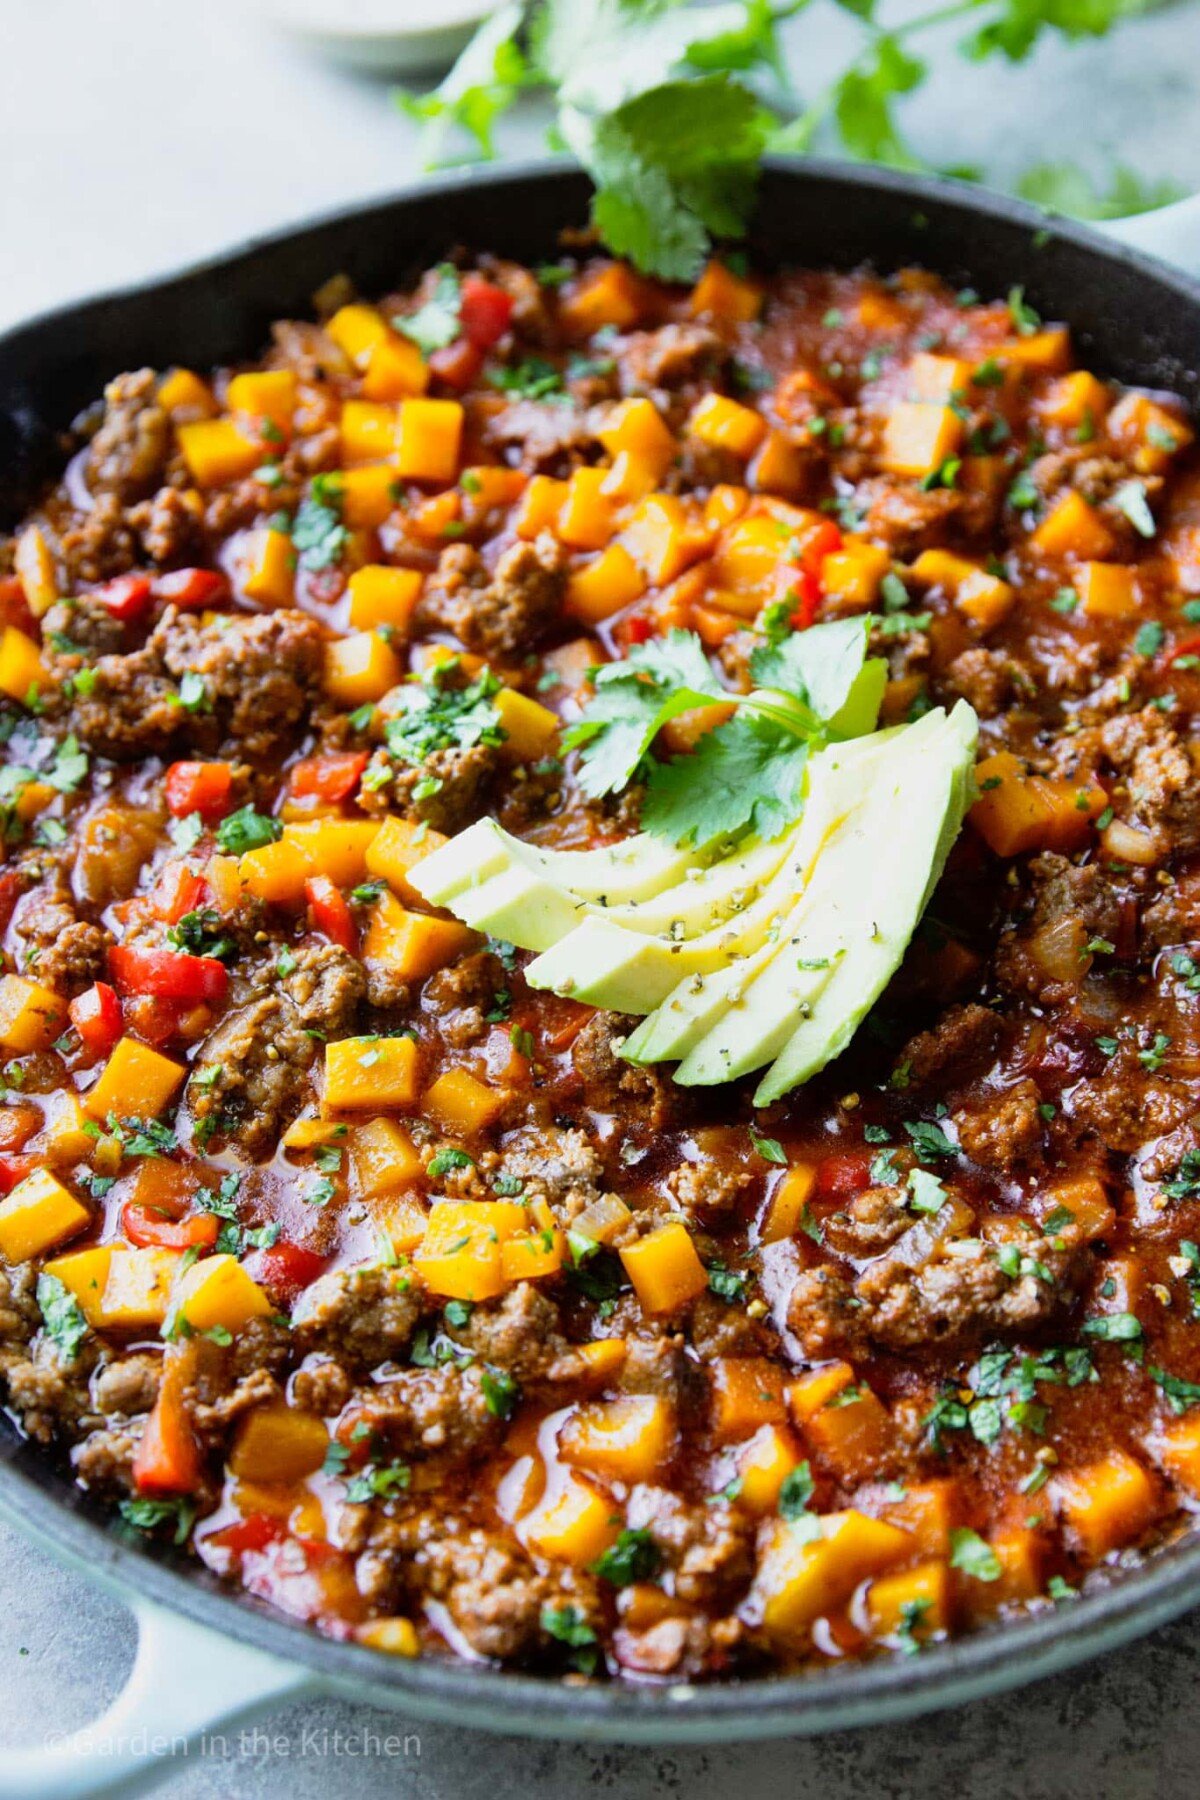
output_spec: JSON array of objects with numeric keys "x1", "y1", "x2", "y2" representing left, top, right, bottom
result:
[
  {"x1": 153, "y1": 568, "x2": 229, "y2": 610},
  {"x1": 0, "y1": 870, "x2": 25, "y2": 936},
  {"x1": 304, "y1": 875, "x2": 357, "y2": 953},
  {"x1": 0, "y1": 1155, "x2": 37, "y2": 1195},
  {"x1": 207, "y1": 1513, "x2": 286, "y2": 1558},
  {"x1": 133, "y1": 1356, "x2": 203, "y2": 1496},
  {"x1": 109, "y1": 944, "x2": 229, "y2": 1005},
  {"x1": 164, "y1": 760, "x2": 233, "y2": 822},
  {"x1": 429, "y1": 337, "x2": 485, "y2": 392},
  {"x1": 459, "y1": 275, "x2": 514, "y2": 351},
  {"x1": 621, "y1": 613, "x2": 654, "y2": 646},
  {"x1": 813, "y1": 1147, "x2": 878, "y2": 1202},
  {"x1": 789, "y1": 571, "x2": 822, "y2": 630},
  {"x1": 242, "y1": 1239, "x2": 328, "y2": 1302},
  {"x1": 288, "y1": 752, "x2": 368, "y2": 805},
  {"x1": 796, "y1": 518, "x2": 844, "y2": 574},
  {"x1": 151, "y1": 863, "x2": 208, "y2": 925},
  {"x1": 69, "y1": 981, "x2": 123, "y2": 1060},
  {"x1": 92, "y1": 574, "x2": 153, "y2": 623},
  {"x1": 1166, "y1": 630, "x2": 1200, "y2": 665},
  {"x1": 122, "y1": 1201, "x2": 220, "y2": 1252}
]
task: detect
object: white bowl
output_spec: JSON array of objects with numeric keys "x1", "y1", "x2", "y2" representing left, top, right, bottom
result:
[{"x1": 260, "y1": 0, "x2": 498, "y2": 75}]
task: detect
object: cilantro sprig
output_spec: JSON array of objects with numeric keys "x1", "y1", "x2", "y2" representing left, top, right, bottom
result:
[
  {"x1": 405, "y1": 0, "x2": 1158, "y2": 280},
  {"x1": 562, "y1": 615, "x2": 882, "y2": 849}
]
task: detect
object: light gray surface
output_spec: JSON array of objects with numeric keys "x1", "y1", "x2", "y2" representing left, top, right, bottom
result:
[{"x1": 5, "y1": 1, "x2": 1200, "y2": 1794}]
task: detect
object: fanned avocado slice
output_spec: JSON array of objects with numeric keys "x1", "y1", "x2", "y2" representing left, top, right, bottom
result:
[
  {"x1": 752, "y1": 702, "x2": 978, "y2": 1103},
  {"x1": 411, "y1": 817, "x2": 709, "y2": 917},
  {"x1": 525, "y1": 730, "x2": 902, "y2": 1014},
  {"x1": 671, "y1": 709, "x2": 967, "y2": 1088}
]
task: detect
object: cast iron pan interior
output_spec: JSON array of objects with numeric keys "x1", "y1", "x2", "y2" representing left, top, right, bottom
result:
[{"x1": 1, "y1": 158, "x2": 1199, "y2": 1740}]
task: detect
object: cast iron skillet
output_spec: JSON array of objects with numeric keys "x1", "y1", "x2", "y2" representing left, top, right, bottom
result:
[{"x1": 2, "y1": 158, "x2": 1200, "y2": 1788}]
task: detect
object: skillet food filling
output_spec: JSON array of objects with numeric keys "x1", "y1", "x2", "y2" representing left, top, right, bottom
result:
[{"x1": 1, "y1": 253, "x2": 1200, "y2": 1680}]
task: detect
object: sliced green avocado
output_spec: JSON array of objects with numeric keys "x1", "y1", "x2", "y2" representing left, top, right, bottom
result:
[
  {"x1": 437, "y1": 863, "x2": 588, "y2": 952},
  {"x1": 752, "y1": 705, "x2": 975, "y2": 1103},
  {"x1": 673, "y1": 707, "x2": 973, "y2": 1089},
  {"x1": 410, "y1": 817, "x2": 710, "y2": 917},
  {"x1": 523, "y1": 729, "x2": 900, "y2": 1012},
  {"x1": 618, "y1": 725, "x2": 915, "y2": 1065}
]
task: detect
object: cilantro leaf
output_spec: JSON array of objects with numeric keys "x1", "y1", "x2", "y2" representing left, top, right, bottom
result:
[
  {"x1": 643, "y1": 709, "x2": 812, "y2": 848},
  {"x1": 562, "y1": 628, "x2": 720, "y2": 799},
  {"x1": 394, "y1": 265, "x2": 464, "y2": 356},
  {"x1": 749, "y1": 614, "x2": 875, "y2": 725},
  {"x1": 36, "y1": 1273, "x2": 89, "y2": 1363},
  {"x1": 398, "y1": 2, "x2": 529, "y2": 161},
  {"x1": 1018, "y1": 161, "x2": 1186, "y2": 221}
]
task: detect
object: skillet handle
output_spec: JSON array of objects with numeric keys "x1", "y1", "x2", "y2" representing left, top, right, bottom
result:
[
  {"x1": 1097, "y1": 194, "x2": 1200, "y2": 279},
  {"x1": 0, "y1": 1595, "x2": 317, "y2": 1800}
]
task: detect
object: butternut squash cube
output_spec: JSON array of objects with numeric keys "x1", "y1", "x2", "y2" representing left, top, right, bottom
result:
[
  {"x1": 85, "y1": 1037, "x2": 184, "y2": 1122},
  {"x1": 324, "y1": 631, "x2": 403, "y2": 707},
  {"x1": 323, "y1": 1035, "x2": 419, "y2": 1111},
  {"x1": 242, "y1": 527, "x2": 295, "y2": 608},
  {"x1": 738, "y1": 1424, "x2": 807, "y2": 1514},
  {"x1": 880, "y1": 403, "x2": 964, "y2": 479},
  {"x1": 340, "y1": 399, "x2": 398, "y2": 464},
  {"x1": 413, "y1": 1199, "x2": 526, "y2": 1302},
  {"x1": 1040, "y1": 370, "x2": 1109, "y2": 433},
  {"x1": 158, "y1": 368, "x2": 217, "y2": 417},
  {"x1": 1107, "y1": 391, "x2": 1193, "y2": 475},
  {"x1": 689, "y1": 260, "x2": 765, "y2": 324},
  {"x1": 575, "y1": 1338, "x2": 627, "y2": 1386},
  {"x1": 177, "y1": 418, "x2": 262, "y2": 488},
  {"x1": 362, "y1": 893, "x2": 474, "y2": 983},
  {"x1": 424, "y1": 1067, "x2": 506, "y2": 1134},
  {"x1": 622, "y1": 494, "x2": 709, "y2": 586},
  {"x1": 363, "y1": 337, "x2": 430, "y2": 402},
  {"x1": 909, "y1": 548, "x2": 1014, "y2": 631},
  {"x1": 759, "y1": 1162, "x2": 818, "y2": 1245},
  {"x1": 567, "y1": 544, "x2": 647, "y2": 623},
  {"x1": 227, "y1": 370, "x2": 296, "y2": 437},
  {"x1": 560, "y1": 263, "x2": 644, "y2": 337},
  {"x1": 522, "y1": 1473, "x2": 621, "y2": 1565},
  {"x1": 43, "y1": 1245, "x2": 114, "y2": 1326},
  {"x1": 0, "y1": 1169, "x2": 89, "y2": 1264},
  {"x1": 364, "y1": 815, "x2": 448, "y2": 906},
  {"x1": 514, "y1": 475, "x2": 568, "y2": 540},
  {"x1": 1030, "y1": 490, "x2": 1115, "y2": 561},
  {"x1": 970, "y1": 751, "x2": 1106, "y2": 858},
  {"x1": 620, "y1": 1221, "x2": 708, "y2": 1315},
  {"x1": 0, "y1": 974, "x2": 65, "y2": 1052},
  {"x1": 230, "y1": 1401, "x2": 330, "y2": 1482},
  {"x1": 395, "y1": 399, "x2": 464, "y2": 484},
  {"x1": 172, "y1": 1253, "x2": 272, "y2": 1335},
  {"x1": 282, "y1": 819, "x2": 379, "y2": 888},
  {"x1": 348, "y1": 1116, "x2": 425, "y2": 1198},
  {"x1": 558, "y1": 467, "x2": 617, "y2": 551},
  {"x1": 100, "y1": 1247, "x2": 182, "y2": 1330},
  {"x1": 711, "y1": 1357, "x2": 786, "y2": 1443},
  {"x1": 993, "y1": 327, "x2": 1070, "y2": 373},
  {"x1": 0, "y1": 626, "x2": 50, "y2": 703},
  {"x1": 822, "y1": 540, "x2": 891, "y2": 614},
  {"x1": 878, "y1": 1477, "x2": 961, "y2": 1557},
  {"x1": 238, "y1": 837, "x2": 312, "y2": 906},
  {"x1": 326, "y1": 303, "x2": 390, "y2": 364},
  {"x1": 789, "y1": 1365, "x2": 892, "y2": 1482},
  {"x1": 985, "y1": 1523, "x2": 1044, "y2": 1607},
  {"x1": 500, "y1": 1224, "x2": 565, "y2": 1282},
  {"x1": 751, "y1": 1510, "x2": 912, "y2": 1642},
  {"x1": 559, "y1": 1394, "x2": 674, "y2": 1484},
  {"x1": 689, "y1": 394, "x2": 768, "y2": 460},
  {"x1": 750, "y1": 431, "x2": 806, "y2": 499},
  {"x1": 14, "y1": 524, "x2": 58, "y2": 616},
  {"x1": 1158, "y1": 1414, "x2": 1200, "y2": 1499},
  {"x1": 600, "y1": 450, "x2": 663, "y2": 505},
  {"x1": 357, "y1": 1617, "x2": 420, "y2": 1656},
  {"x1": 339, "y1": 464, "x2": 401, "y2": 529},
  {"x1": 1054, "y1": 1449, "x2": 1159, "y2": 1557},
  {"x1": 494, "y1": 688, "x2": 559, "y2": 762},
  {"x1": 908, "y1": 353, "x2": 972, "y2": 402},
  {"x1": 1077, "y1": 561, "x2": 1139, "y2": 620},
  {"x1": 867, "y1": 1559, "x2": 952, "y2": 1640},
  {"x1": 597, "y1": 397, "x2": 677, "y2": 473},
  {"x1": 378, "y1": 1192, "x2": 430, "y2": 1256}
]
